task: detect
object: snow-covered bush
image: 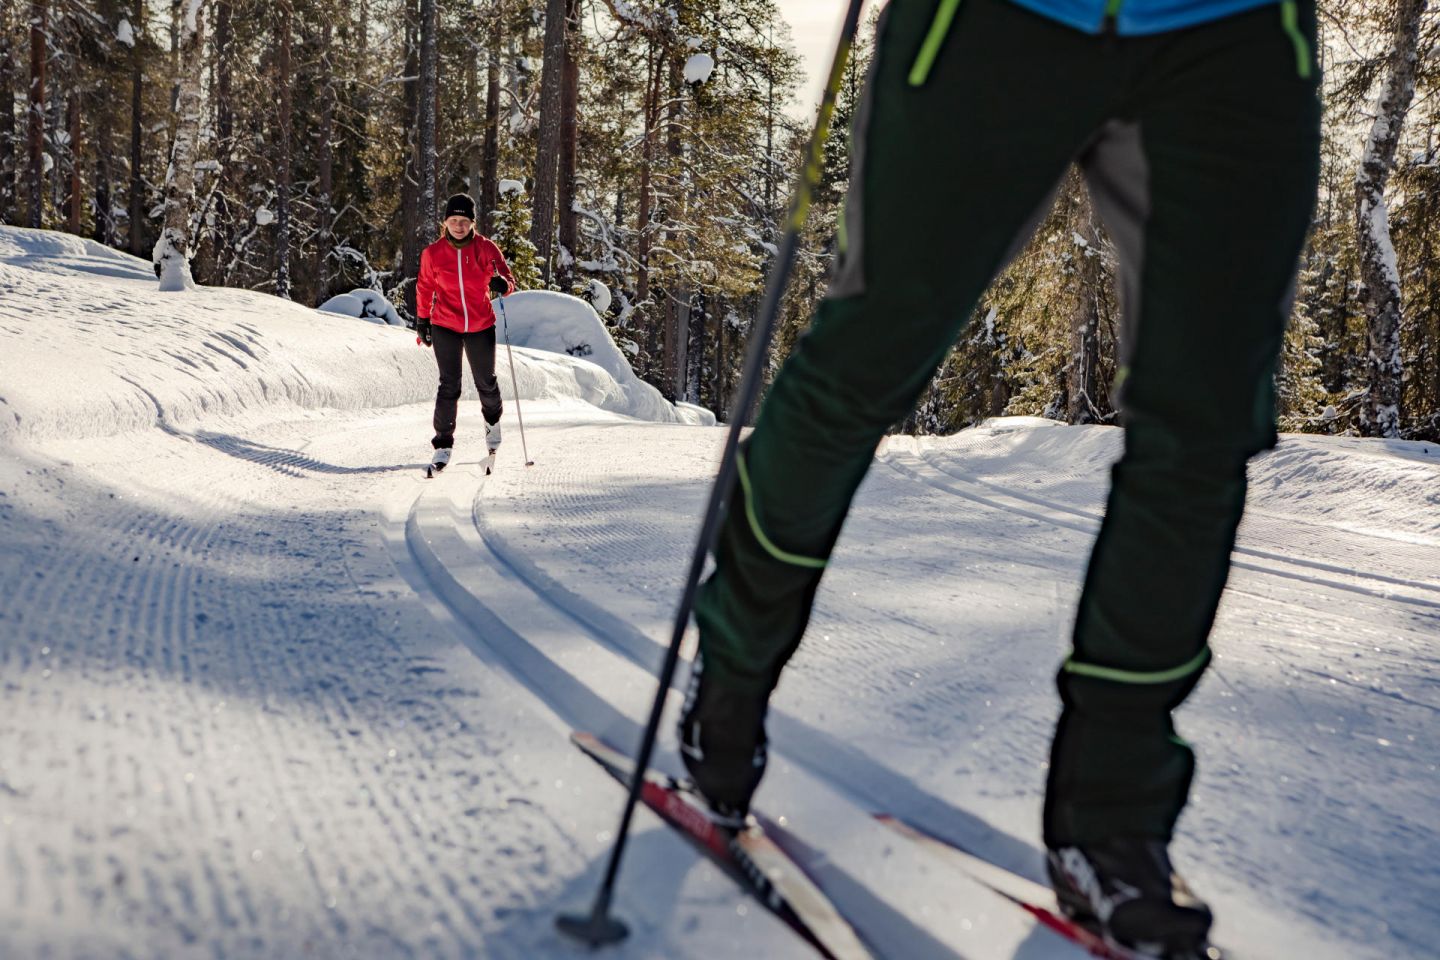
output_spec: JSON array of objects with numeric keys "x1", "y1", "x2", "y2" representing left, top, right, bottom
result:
[{"x1": 317, "y1": 289, "x2": 405, "y2": 326}]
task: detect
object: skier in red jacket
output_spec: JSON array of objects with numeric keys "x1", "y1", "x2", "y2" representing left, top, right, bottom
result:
[{"x1": 415, "y1": 193, "x2": 517, "y2": 472}]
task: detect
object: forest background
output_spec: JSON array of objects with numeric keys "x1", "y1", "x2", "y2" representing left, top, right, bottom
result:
[{"x1": 3, "y1": 0, "x2": 1437, "y2": 440}]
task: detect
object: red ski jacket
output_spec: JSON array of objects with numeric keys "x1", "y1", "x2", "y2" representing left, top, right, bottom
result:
[{"x1": 416, "y1": 233, "x2": 516, "y2": 333}]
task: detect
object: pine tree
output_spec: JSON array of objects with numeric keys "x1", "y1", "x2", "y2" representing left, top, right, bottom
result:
[{"x1": 491, "y1": 179, "x2": 542, "y2": 289}]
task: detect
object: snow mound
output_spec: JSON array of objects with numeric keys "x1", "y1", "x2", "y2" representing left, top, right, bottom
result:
[
  {"x1": 498, "y1": 290, "x2": 714, "y2": 425},
  {"x1": 586, "y1": 278, "x2": 612, "y2": 316},
  {"x1": 318, "y1": 289, "x2": 405, "y2": 326},
  {"x1": 684, "y1": 52, "x2": 715, "y2": 84},
  {"x1": 0, "y1": 226, "x2": 156, "y2": 283},
  {"x1": 903, "y1": 415, "x2": 1440, "y2": 543},
  {"x1": 0, "y1": 225, "x2": 711, "y2": 445}
]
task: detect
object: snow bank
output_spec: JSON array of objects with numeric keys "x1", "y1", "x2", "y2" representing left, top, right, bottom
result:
[
  {"x1": 898, "y1": 416, "x2": 1440, "y2": 543},
  {"x1": 0, "y1": 226, "x2": 709, "y2": 445},
  {"x1": 497, "y1": 290, "x2": 714, "y2": 425}
]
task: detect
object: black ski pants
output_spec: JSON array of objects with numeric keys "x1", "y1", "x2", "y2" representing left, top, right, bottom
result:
[
  {"x1": 431, "y1": 325, "x2": 503, "y2": 450},
  {"x1": 693, "y1": 0, "x2": 1321, "y2": 846}
]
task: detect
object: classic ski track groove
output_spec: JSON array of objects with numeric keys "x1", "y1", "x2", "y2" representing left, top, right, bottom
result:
[
  {"x1": 466, "y1": 419, "x2": 1435, "y2": 960},
  {"x1": 465, "y1": 465, "x2": 1058, "y2": 878},
  {"x1": 2, "y1": 418, "x2": 589, "y2": 960},
  {"x1": 887, "y1": 453, "x2": 1440, "y2": 610},
  {"x1": 7, "y1": 409, "x2": 1428, "y2": 960},
  {"x1": 405, "y1": 464, "x2": 1116, "y2": 960},
  {"x1": 880, "y1": 454, "x2": 1440, "y2": 710}
]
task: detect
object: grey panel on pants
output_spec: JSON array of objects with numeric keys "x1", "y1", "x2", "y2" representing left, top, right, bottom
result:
[
  {"x1": 825, "y1": 9, "x2": 886, "y2": 302},
  {"x1": 1078, "y1": 119, "x2": 1151, "y2": 377}
]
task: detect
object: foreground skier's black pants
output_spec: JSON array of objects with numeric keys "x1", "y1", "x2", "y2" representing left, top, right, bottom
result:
[
  {"x1": 693, "y1": 0, "x2": 1320, "y2": 844},
  {"x1": 431, "y1": 325, "x2": 503, "y2": 450}
]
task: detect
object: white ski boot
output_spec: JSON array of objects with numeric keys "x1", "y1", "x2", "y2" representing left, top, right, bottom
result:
[{"x1": 426, "y1": 447, "x2": 452, "y2": 478}]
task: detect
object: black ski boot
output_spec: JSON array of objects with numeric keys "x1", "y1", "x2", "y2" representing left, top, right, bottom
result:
[
  {"x1": 1047, "y1": 837, "x2": 1215, "y2": 958},
  {"x1": 676, "y1": 652, "x2": 768, "y2": 828}
]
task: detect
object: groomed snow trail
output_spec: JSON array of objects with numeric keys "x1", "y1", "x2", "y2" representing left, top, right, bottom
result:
[
  {"x1": 0, "y1": 406, "x2": 815, "y2": 960},
  {"x1": 5, "y1": 400, "x2": 1438, "y2": 959},
  {"x1": 478, "y1": 417, "x2": 1440, "y2": 960}
]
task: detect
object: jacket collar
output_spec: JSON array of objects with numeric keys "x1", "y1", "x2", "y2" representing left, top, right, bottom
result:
[{"x1": 444, "y1": 230, "x2": 477, "y2": 249}]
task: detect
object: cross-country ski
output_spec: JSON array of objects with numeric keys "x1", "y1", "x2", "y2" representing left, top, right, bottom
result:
[{"x1": 570, "y1": 732, "x2": 873, "y2": 960}]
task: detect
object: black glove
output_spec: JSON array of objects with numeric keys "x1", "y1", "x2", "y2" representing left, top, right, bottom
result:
[
  {"x1": 489, "y1": 275, "x2": 510, "y2": 297},
  {"x1": 415, "y1": 317, "x2": 433, "y2": 347}
]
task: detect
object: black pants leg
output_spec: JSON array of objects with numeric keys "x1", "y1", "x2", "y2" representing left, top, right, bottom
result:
[
  {"x1": 463, "y1": 326, "x2": 504, "y2": 427},
  {"x1": 432, "y1": 326, "x2": 464, "y2": 449},
  {"x1": 432, "y1": 326, "x2": 504, "y2": 449}
]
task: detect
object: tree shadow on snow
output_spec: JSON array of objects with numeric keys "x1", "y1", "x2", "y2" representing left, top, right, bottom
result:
[{"x1": 191, "y1": 430, "x2": 417, "y2": 477}]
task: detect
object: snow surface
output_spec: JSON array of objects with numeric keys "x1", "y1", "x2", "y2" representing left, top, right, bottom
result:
[{"x1": 2, "y1": 224, "x2": 1438, "y2": 959}]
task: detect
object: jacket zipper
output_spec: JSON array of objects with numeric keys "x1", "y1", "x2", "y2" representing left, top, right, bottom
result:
[{"x1": 455, "y1": 248, "x2": 470, "y2": 332}]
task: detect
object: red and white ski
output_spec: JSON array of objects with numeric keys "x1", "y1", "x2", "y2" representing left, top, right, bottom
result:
[
  {"x1": 571, "y1": 732, "x2": 873, "y2": 960},
  {"x1": 874, "y1": 815, "x2": 1224, "y2": 960}
]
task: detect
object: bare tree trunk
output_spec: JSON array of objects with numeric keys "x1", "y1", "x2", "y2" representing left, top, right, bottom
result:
[
  {"x1": 129, "y1": 0, "x2": 145, "y2": 253},
  {"x1": 358, "y1": 0, "x2": 368, "y2": 62},
  {"x1": 687, "y1": 297, "x2": 704, "y2": 405},
  {"x1": 714, "y1": 301, "x2": 726, "y2": 413},
  {"x1": 1067, "y1": 206, "x2": 1103, "y2": 424},
  {"x1": 168, "y1": 0, "x2": 181, "y2": 111},
  {"x1": 416, "y1": 0, "x2": 438, "y2": 252},
  {"x1": 529, "y1": 0, "x2": 568, "y2": 286},
  {"x1": 66, "y1": 93, "x2": 82, "y2": 234},
  {"x1": 556, "y1": 0, "x2": 580, "y2": 290},
  {"x1": 763, "y1": 30, "x2": 775, "y2": 217},
  {"x1": 215, "y1": 1, "x2": 232, "y2": 151},
  {"x1": 212, "y1": 0, "x2": 234, "y2": 269},
  {"x1": 27, "y1": 0, "x2": 45, "y2": 229},
  {"x1": 1, "y1": 9, "x2": 17, "y2": 225},
  {"x1": 481, "y1": 22, "x2": 499, "y2": 236},
  {"x1": 155, "y1": 0, "x2": 207, "y2": 290},
  {"x1": 316, "y1": 17, "x2": 335, "y2": 300},
  {"x1": 464, "y1": 8, "x2": 481, "y2": 200},
  {"x1": 1355, "y1": 0, "x2": 1427, "y2": 439},
  {"x1": 275, "y1": 1, "x2": 293, "y2": 299},
  {"x1": 400, "y1": 0, "x2": 420, "y2": 315},
  {"x1": 635, "y1": 44, "x2": 659, "y2": 304},
  {"x1": 660, "y1": 57, "x2": 684, "y2": 399},
  {"x1": 94, "y1": 103, "x2": 114, "y2": 244}
]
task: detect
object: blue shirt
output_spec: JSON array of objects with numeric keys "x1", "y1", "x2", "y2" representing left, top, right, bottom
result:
[{"x1": 1005, "y1": 0, "x2": 1283, "y2": 35}]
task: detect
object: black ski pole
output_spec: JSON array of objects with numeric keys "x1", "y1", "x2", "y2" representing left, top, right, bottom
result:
[{"x1": 556, "y1": 0, "x2": 869, "y2": 945}]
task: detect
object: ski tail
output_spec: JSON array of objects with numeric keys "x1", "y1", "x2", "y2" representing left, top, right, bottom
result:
[
  {"x1": 874, "y1": 815, "x2": 1225, "y2": 960},
  {"x1": 572, "y1": 732, "x2": 873, "y2": 960}
]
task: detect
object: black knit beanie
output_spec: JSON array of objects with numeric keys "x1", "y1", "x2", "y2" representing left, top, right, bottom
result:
[{"x1": 443, "y1": 193, "x2": 476, "y2": 221}]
